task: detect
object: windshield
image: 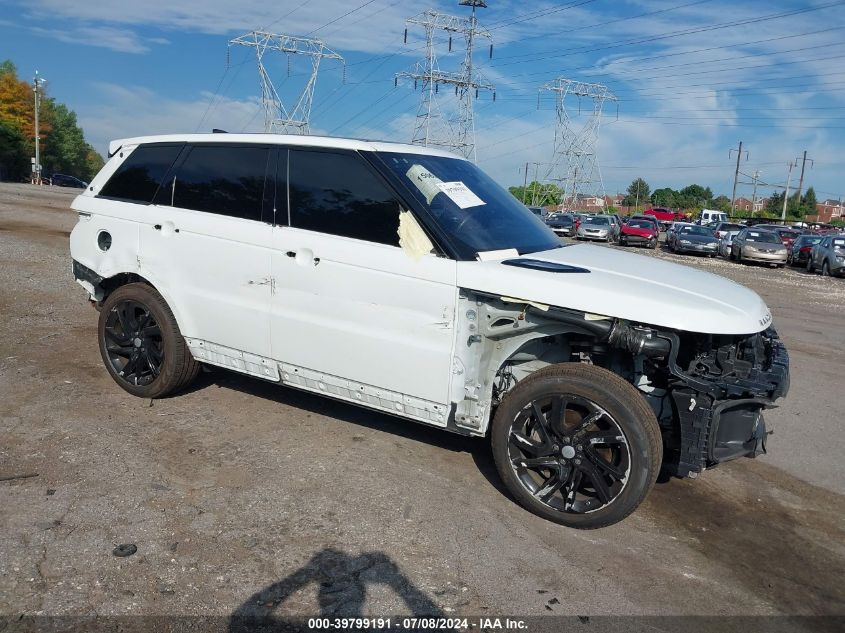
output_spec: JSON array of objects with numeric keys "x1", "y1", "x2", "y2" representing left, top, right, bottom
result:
[
  {"x1": 628, "y1": 220, "x2": 652, "y2": 229},
  {"x1": 797, "y1": 236, "x2": 822, "y2": 245},
  {"x1": 587, "y1": 216, "x2": 610, "y2": 226},
  {"x1": 746, "y1": 231, "x2": 781, "y2": 244},
  {"x1": 720, "y1": 223, "x2": 743, "y2": 231},
  {"x1": 680, "y1": 226, "x2": 714, "y2": 237},
  {"x1": 378, "y1": 152, "x2": 560, "y2": 259}
]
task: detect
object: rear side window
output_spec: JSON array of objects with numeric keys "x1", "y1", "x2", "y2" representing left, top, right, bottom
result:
[
  {"x1": 169, "y1": 145, "x2": 270, "y2": 222},
  {"x1": 288, "y1": 149, "x2": 401, "y2": 246},
  {"x1": 99, "y1": 143, "x2": 182, "y2": 203}
]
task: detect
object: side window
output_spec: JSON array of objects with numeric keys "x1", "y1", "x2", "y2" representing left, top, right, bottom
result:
[
  {"x1": 288, "y1": 149, "x2": 402, "y2": 246},
  {"x1": 98, "y1": 143, "x2": 183, "y2": 203},
  {"x1": 170, "y1": 145, "x2": 270, "y2": 222}
]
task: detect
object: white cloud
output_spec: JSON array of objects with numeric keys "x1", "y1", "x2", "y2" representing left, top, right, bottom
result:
[{"x1": 28, "y1": 25, "x2": 158, "y2": 53}]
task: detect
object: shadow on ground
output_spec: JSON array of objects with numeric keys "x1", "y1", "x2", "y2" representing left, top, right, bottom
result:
[{"x1": 228, "y1": 548, "x2": 443, "y2": 632}]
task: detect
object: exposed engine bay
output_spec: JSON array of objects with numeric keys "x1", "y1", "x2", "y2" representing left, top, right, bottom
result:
[{"x1": 452, "y1": 291, "x2": 790, "y2": 479}]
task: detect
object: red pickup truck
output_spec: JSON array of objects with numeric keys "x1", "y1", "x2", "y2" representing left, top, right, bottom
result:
[{"x1": 645, "y1": 207, "x2": 688, "y2": 230}]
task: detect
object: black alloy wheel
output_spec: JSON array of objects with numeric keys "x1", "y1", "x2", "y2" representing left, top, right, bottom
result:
[
  {"x1": 103, "y1": 300, "x2": 163, "y2": 387},
  {"x1": 97, "y1": 283, "x2": 199, "y2": 398},
  {"x1": 491, "y1": 364, "x2": 661, "y2": 529},
  {"x1": 506, "y1": 394, "x2": 630, "y2": 515}
]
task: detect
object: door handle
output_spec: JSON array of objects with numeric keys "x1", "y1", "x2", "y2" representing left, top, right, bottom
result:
[
  {"x1": 154, "y1": 224, "x2": 161, "y2": 230},
  {"x1": 286, "y1": 251, "x2": 296, "y2": 258}
]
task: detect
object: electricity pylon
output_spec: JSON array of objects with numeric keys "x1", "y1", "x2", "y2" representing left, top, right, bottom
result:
[
  {"x1": 229, "y1": 30, "x2": 344, "y2": 134},
  {"x1": 540, "y1": 78, "x2": 617, "y2": 209},
  {"x1": 396, "y1": 1, "x2": 494, "y2": 161}
]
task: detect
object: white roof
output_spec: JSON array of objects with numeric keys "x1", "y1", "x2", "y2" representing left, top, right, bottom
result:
[{"x1": 108, "y1": 133, "x2": 464, "y2": 160}]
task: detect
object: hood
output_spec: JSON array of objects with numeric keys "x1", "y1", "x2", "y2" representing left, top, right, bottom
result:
[
  {"x1": 456, "y1": 244, "x2": 772, "y2": 335},
  {"x1": 623, "y1": 225, "x2": 654, "y2": 236}
]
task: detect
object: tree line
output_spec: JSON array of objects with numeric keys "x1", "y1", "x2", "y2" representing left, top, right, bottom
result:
[{"x1": 0, "y1": 59, "x2": 104, "y2": 182}]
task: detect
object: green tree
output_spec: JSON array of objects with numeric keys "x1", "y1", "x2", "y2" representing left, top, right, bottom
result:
[
  {"x1": 622, "y1": 178, "x2": 650, "y2": 207},
  {"x1": 0, "y1": 120, "x2": 29, "y2": 180},
  {"x1": 509, "y1": 181, "x2": 561, "y2": 207},
  {"x1": 651, "y1": 187, "x2": 676, "y2": 208},
  {"x1": 801, "y1": 186, "x2": 817, "y2": 217},
  {"x1": 765, "y1": 191, "x2": 785, "y2": 215},
  {"x1": 712, "y1": 195, "x2": 731, "y2": 213}
]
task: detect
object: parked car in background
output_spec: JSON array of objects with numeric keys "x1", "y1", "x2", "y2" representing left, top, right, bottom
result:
[
  {"x1": 527, "y1": 206, "x2": 547, "y2": 220},
  {"x1": 606, "y1": 214, "x2": 621, "y2": 242},
  {"x1": 806, "y1": 234, "x2": 845, "y2": 277},
  {"x1": 698, "y1": 209, "x2": 728, "y2": 225},
  {"x1": 576, "y1": 215, "x2": 613, "y2": 241},
  {"x1": 711, "y1": 222, "x2": 744, "y2": 240},
  {"x1": 545, "y1": 212, "x2": 575, "y2": 237},
  {"x1": 629, "y1": 214, "x2": 660, "y2": 233},
  {"x1": 645, "y1": 207, "x2": 687, "y2": 231},
  {"x1": 668, "y1": 224, "x2": 719, "y2": 257},
  {"x1": 755, "y1": 224, "x2": 801, "y2": 249},
  {"x1": 618, "y1": 217, "x2": 659, "y2": 248},
  {"x1": 730, "y1": 228, "x2": 788, "y2": 267},
  {"x1": 788, "y1": 234, "x2": 823, "y2": 267},
  {"x1": 718, "y1": 232, "x2": 736, "y2": 259},
  {"x1": 46, "y1": 173, "x2": 88, "y2": 188},
  {"x1": 665, "y1": 222, "x2": 694, "y2": 250}
]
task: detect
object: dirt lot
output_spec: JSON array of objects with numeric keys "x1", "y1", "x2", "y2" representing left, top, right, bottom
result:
[{"x1": 1, "y1": 183, "x2": 843, "y2": 628}]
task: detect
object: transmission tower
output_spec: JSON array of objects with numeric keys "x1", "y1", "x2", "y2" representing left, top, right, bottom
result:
[
  {"x1": 229, "y1": 31, "x2": 344, "y2": 134},
  {"x1": 396, "y1": 1, "x2": 495, "y2": 161},
  {"x1": 540, "y1": 78, "x2": 617, "y2": 209}
]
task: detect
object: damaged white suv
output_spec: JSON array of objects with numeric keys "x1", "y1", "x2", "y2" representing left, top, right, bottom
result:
[{"x1": 70, "y1": 134, "x2": 789, "y2": 528}]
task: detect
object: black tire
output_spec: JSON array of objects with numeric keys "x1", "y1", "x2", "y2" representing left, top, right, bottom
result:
[
  {"x1": 98, "y1": 283, "x2": 199, "y2": 398},
  {"x1": 807, "y1": 256, "x2": 815, "y2": 274},
  {"x1": 822, "y1": 261, "x2": 831, "y2": 277},
  {"x1": 491, "y1": 364, "x2": 662, "y2": 529},
  {"x1": 650, "y1": 237, "x2": 657, "y2": 249}
]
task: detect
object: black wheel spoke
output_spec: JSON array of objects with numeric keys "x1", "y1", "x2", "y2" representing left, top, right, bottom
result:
[
  {"x1": 580, "y1": 461, "x2": 612, "y2": 504},
  {"x1": 585, "y1": 447, "x2": 626, "y2": 480},
  {"x1": 549, "y1": 395, "x2": 568, "y2": 431},
  {"x1": 564, "y1": 469, "x2": 583, "y2": 510},
  {"x1": 531, "y1": 402, "x2": 554, "y2": 447},
  {"x1": 142, "y1": 324, "x2": 161, "y2": 338},
  {"x1": 513, "y1": 456, "x2": 559, "y2": 469},
  {"x1": 585, "y1": 431, "x2": 626, "y2": 446},
  {"x1": 144, "y1": 350, "x2": 160, "y2": 377},
  {"x1": 569, "y1": 409, "x2": 604, "y2": 436},
  {"x1": 106, "y1": 343, "x2": 134, "y2": 358},
  {"x1": 104, "y1": 327, "x2": 130, "y2": 345},
  {"x1": 535, "y1": 470, "x2": 566, "y2": 502}
]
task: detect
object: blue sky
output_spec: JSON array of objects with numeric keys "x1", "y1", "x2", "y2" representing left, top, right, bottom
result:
[{"x1": 1, "y1": 0, "x2": 843, "y2": 202}]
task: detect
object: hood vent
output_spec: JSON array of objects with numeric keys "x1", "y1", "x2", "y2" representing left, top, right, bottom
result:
[{"x1": 502, "y1": 258, "x2": 591, "y2": 273}]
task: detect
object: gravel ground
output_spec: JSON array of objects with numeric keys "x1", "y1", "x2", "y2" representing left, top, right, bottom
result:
[{"x1": 1, "y1": 183, "x2": 843, "y2": 628}]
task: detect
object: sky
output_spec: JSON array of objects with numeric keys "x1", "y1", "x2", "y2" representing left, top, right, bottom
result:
[{"x1": 1, "y1": 0, "x2": 843, "y2": 202}]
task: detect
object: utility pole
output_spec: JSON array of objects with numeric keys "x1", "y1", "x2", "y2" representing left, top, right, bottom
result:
[
  {"x1": 521, "y1": 162, "x2": 529, "y2": 204},
  {"x1": 397, "y1": 2, "x2": 495, "y2": 161},
  {"x1": 32, "y1": 71, "x2": 45, "y2": 185},
  {"x1": 794, "y1": 150, "x2": 814, "y2": 201},
  {"x1": 750, "y1": 170, "x2": 761, "y2": 217},
  {"x1": 782, "y1": 161, "x2": 796, "y2": 222},
  {"x1": 729, "y1": 141, "x2": 748, "y2": 212}
]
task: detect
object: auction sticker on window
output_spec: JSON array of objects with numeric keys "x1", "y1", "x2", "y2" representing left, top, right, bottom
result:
[
  {"x1": 436, "y1": 181, "x2": 486, "y2": 209},
  {"x1": 406, "y1": 164, "x2": 444, "y2": 204}
]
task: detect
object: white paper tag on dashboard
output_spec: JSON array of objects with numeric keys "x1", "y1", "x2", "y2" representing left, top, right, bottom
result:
[
  {"x1": 436, "y1": 181, "x2": 486, "y2": 209},
  {"x1": 406, "y1": 164, "x2": 444, "y2": 204}
]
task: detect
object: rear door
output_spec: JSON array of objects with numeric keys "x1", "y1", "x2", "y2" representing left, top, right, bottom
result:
[
  {"x1": 269, "y1": 147, "x2": 457, "y2": 409},
  {"x1": 139, "y1": 143, "x2": 276, "y2": 366}
]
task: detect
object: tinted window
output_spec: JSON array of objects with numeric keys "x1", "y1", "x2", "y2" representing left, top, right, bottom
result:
[
  {"x1": 288, "y1": 149, "x2": 402, "y2": 246},
  {"x1": 169, "y1": 145, "x2": 269, "y2": 221},
  {"x1": 99, "y1": 143, "x2": 182, "y2": 203},
  {"x1": 377, "y1": 152, "x2": 560, "y2": 259}
]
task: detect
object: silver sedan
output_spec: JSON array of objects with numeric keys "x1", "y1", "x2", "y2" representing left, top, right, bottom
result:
[{"x1": 576, "y1": 215, "x2": 613, "y2": 242}]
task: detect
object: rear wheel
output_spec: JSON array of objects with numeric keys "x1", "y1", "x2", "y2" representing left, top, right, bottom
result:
[
  {"x1": 491, "y1": 364, "x2": 661, "y2": 529},
  {"x1": 98, "y1": 283, "x2": 199, "y2": 398},
  {"x1": 822, "y1": 260, "x2": 831, "y2": 277},
  {"x1": 806, "y1": 256, "x2": 815, "y2": 274}
]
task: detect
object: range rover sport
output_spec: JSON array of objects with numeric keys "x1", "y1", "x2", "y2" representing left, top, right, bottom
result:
[{"x1": 69, "y1": 134, "x2": 789, "y2": 529}]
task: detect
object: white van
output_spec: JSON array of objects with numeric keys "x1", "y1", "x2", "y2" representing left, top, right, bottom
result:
[
  {"x1": 699, "y1": 209, "x2": 728, "y2": 225},
  {"x1": 69, "y1": 134, "x2": 789, "y2": 528}
]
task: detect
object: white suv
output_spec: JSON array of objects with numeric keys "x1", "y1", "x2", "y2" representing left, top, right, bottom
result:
[{"x1": 70, "y1": 134, "x2": 789, "y2": 528}]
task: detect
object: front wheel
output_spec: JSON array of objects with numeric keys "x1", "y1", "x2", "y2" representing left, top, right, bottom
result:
[
  {"x1": 807, "y1": 256, "x2": 815, "y2": 274},
  {"x1": 98, "y1": 283, "x2": 200, "y2": 398},
  {"x1": 822, "y1": 261, "x2": 831, "y2": 276},
  {"x1": 491, "y1": 364, "x2": 662, "y2": 529}
]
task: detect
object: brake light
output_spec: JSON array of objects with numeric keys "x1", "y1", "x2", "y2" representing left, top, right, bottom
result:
[{"x1": 800, "y1": 246, "x2": 812, "y2": 252}]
